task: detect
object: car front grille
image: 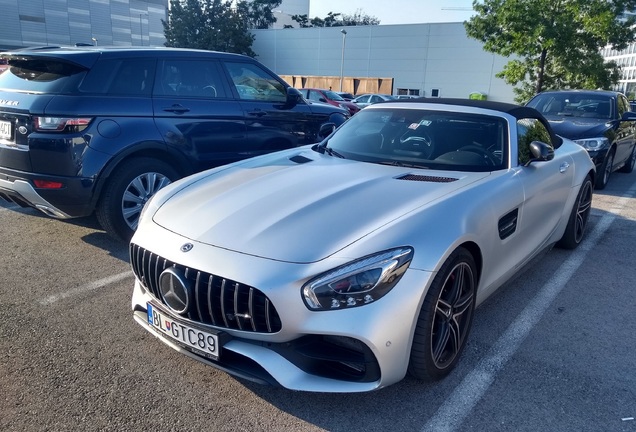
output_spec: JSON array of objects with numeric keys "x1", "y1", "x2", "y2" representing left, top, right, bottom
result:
[{"x1": 130, "y1": 243, "x2": 282, "y2": 333}]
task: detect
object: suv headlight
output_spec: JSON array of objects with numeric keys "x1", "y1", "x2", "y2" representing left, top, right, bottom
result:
[
  {"x1": 302, "y1": 247, "x2": 414, "y2": 311},
  {"x1": 574, "y1": 137, "x2": 609, "y2": 151}
]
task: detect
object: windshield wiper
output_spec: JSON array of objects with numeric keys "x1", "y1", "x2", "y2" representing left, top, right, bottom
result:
[
  {"x1": 378, "y1": 160, "x2": 429, "y2": 169},
  {"x1": 314, "y1": 141, "x2": 345, "y2": 158},
  {"x1": 324, "y1": 146, "x2": 345, "y2": 158}
]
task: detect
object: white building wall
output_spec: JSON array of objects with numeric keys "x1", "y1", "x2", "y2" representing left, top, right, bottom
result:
[{"x1": 252, "y1": 22, "x2": 516, "y2": 103}]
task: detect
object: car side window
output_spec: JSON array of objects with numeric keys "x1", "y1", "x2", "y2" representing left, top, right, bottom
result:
[
  {"x1": 517, "y1": 118, "x2": 553, "y2": 166},
  {"x1": 307, "y1": 90, "x2": 323, "y2": 102},
  {"x1": 224, "y1": 62, "x2": 286, "y2": 102},
  {"x1": 80, "y1": 59, "x2": 155, "y2": 95},
  {"x1": 154, "y1": 60, "x2": 226, "y2": 98}
]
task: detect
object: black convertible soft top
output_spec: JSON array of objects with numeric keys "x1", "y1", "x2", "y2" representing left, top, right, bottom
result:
[{"x1": 401, "y1": 98, "x2": 543, "y2": 120}]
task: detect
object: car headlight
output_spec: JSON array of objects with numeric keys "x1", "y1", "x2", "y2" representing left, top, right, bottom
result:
[
  {"x1": 574, "y1": 137, "x2": 609, "y2": 151},
  {"x1": 302, "y1": 247, "x2": 414, "y2": 311}
]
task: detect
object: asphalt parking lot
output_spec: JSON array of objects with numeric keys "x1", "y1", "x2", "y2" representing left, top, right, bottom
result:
[{"x1": 1, "y1": 172, "x2": 635, "y2": 432}]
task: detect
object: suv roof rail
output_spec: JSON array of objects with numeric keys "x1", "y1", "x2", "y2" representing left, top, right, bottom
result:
[{"x1": 21, "y1": 45, "x2": 64, "y2": 51}]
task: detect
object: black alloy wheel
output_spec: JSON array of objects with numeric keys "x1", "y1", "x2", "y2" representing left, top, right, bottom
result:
[
  {"x1": 557, "y1": 175, "x2": 593, "y2": 249},
  {"x1": 596, "y1": 149, "x2": 614, "y2": 190},
  {"x1": 409, "y1": 247, "x2": 477, "y2": 381}
]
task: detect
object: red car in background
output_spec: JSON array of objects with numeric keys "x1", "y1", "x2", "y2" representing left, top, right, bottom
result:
[{"x1": 299, "y1": 88, "x2": 361, "y2": 115}]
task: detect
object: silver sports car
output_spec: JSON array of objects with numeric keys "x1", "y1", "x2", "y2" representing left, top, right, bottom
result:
[{"x1": 130, "y1": 99, "x2": 595, "y2": 393}]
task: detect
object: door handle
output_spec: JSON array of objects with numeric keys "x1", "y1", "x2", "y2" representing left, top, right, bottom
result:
[
  {"x1": 248, "y1": 110, "x2": 267, "y2": 117},
  {"x1": 163, "y1": 104, "x2": 190, "y2": 114},
  {"x1": 559, "y1": 162, "x2": 570, "y2": 173}
]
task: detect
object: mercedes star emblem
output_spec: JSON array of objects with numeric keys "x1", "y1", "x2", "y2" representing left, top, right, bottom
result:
[{"x1": 158, "y1": 268, "x2": 191, "y2": 315}]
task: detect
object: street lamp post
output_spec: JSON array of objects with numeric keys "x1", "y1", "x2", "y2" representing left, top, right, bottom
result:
[
  {"x1": 339, "y1": 29, "x2": 347, "y2": 92},
  {"x1": 91, "y1": 37, "x2": 98, "y2": 46}
]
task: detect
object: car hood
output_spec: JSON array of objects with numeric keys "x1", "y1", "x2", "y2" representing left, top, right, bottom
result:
[
  {"x1": 544, "y1": 115, "x2": 612, "y2": 140},
  {"x1": 153, "y1": 150, "x2": 489, "y2": 263}
]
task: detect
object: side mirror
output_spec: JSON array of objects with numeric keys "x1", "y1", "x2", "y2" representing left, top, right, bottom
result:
[
  {"x1": 319, "y1": 123, "x2": 336, "y2": 138},
  {"x1": 284, "y1": 87, "x2": 303, "y2": 108},
  {"x1": 319, "y1": 97, "x2": 327, "y2": 103},
  {"x1": 525, "y1": 141, "x2": 554, "y2": 166}
]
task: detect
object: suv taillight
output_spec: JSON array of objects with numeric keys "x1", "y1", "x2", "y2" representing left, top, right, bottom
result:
[{"x1": 34, "y1": 117, "x2": 92, "y2": 132}]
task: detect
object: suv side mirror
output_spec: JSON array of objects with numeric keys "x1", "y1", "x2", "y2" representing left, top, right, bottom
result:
[
  {"x1": 285, "y1": 87, "x2": 303, "y2": 108},
  {"x1": 525, "y1": 141, "x2": 554, "y2": 166}
]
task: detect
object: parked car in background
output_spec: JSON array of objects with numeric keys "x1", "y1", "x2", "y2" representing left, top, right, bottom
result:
[
  {"x1": 527, "y1": 89, "x2": 636, "y2": 189},
  {"x1": 299, "y1": 88, "x2": 360, "y2": 116},
  {"x1": 353, "y1": 93, "x2": 397, "y2": 108},
  {"x1": 130, "y1": 99, "x2": 595, "y2": 392},
  {"x1": 337, "y1": 91, "x2": 355, "y2": 101},
  {"x1": 395, "y1": 95, "x2": 420, "y2": 100},
  {"x1": 0, "y1": 46, "x2": 349, "y2": 241}
]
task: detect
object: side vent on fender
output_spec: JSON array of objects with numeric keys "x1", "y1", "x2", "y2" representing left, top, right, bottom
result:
[
  {"x1": 289, "y1": 155, "x2": 313, "y2": 164},
  {"x1": 498, "y1": 208, "x2": 519, "y2": 240},
  {"x1": 397, "y1": 174, "x2": 458, "y2": 183}
]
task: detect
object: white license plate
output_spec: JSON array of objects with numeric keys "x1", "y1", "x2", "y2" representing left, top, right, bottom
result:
[
  {"x1": 0, "y1": 120, "x2": 12, "y2": 140},
  {"x1": 147, "y1": 302, "x2": 221, "y2": 360}
]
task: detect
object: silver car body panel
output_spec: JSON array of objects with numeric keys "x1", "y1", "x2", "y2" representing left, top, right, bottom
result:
[{"x1": 131, "y1": 102, "x2": 595, "y2": 392}]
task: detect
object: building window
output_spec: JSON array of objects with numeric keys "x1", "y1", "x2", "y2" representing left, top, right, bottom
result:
[{"x1": 396, "y1": 88, "x2": 420, "y2": 96}]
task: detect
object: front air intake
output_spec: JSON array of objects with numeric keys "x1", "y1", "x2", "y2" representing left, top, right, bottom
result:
[{"x1": 130, "y1": 243, "x2": 282, "y2": 333}]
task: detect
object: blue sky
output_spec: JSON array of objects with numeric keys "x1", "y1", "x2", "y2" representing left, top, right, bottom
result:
[{"x1": 309, "y1": 0, "x2": 476, "y2": 25}]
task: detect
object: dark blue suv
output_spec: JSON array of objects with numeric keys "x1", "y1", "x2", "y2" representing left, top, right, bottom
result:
[{"x1": 0, "y1": 46, "x2": 348, "y2": 240}]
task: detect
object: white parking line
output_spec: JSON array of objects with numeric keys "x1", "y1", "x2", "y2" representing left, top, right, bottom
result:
[
  {"x1": 422, "y1": 182, "x2": 636, "y2": 432},
  {"x1": 39, "y1": 271, "x2": 134, "y2": 306}
]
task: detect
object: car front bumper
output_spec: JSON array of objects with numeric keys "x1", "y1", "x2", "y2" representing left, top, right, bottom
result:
[{"x1": 130, "y1": 222, "x2": 433, "y2": 393}]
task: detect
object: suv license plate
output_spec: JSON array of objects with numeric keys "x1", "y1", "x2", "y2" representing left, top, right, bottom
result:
[
  {"x1": 0, "y1": 120, "x2": 12, "y2": 140},
  {"x1": 147, "y1": 302, "x2": 221, "y2": 360}
]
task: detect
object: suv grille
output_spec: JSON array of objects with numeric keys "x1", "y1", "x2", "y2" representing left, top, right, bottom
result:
[{"x1": 130, "y1": 243, "x2": 282, "y2": 333}]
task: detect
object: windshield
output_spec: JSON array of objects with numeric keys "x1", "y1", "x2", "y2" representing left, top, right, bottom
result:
[
  {"x1": 528, "y1": 93, "x2": 613, "y2": 120},
  {"x1": 322, "y1": 108, "x2": 508, "y2": 172}
]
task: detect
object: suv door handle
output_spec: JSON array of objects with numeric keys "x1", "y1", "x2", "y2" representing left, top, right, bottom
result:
[
  {"x1": 163, "y1": 104, "x2": 190, "y2": 114},
  {"x1": 248, "y1": 110, "x2": 267, "y2": 117}
]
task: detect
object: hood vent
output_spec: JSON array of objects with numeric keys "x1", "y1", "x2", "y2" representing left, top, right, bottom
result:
[
  {"x1": 289, "y1": 155, "x2": 313, "y2": 164},
  {"x1": 397, "y1": 174, "x2": 458, "y2": 183}
]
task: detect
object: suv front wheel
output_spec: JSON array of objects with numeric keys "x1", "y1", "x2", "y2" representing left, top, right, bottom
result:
[{"x1": 96, "y1": 158, "x2": 179, "y2": 241}]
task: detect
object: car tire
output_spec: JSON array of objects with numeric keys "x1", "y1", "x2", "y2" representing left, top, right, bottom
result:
[
  {"x1": 595, "y1": 148, "x2": 614, "y2": 190},
  {"x1": 408, "y1": 247, "x2": 477, "y2": 381},
  {"x1": 619, "y1": 145, "x2": 636, "y2": 173},
  {"x1": 556, "y1": 175, "x2": 593, "y2": 250},
  {"x1": 96, "y1": 158, "x2": 179, "y2": 241}
]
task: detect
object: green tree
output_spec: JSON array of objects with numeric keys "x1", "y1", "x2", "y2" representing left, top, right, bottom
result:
[
  {"x1": 163, "y1": 0, "x2": 282, "y2": 56},
  {"x1": 289, "y1": 10, "x2": 380, "y2": 28},
  {"x1": 244, "y1": 0, "x2": 282, "y2": 29},
  {"x1": 464, "y1": 0, "x2": 636, "y2": 103},
  {"x1": 340, "y1": 10, "x2": 381, "y2": 26}
]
